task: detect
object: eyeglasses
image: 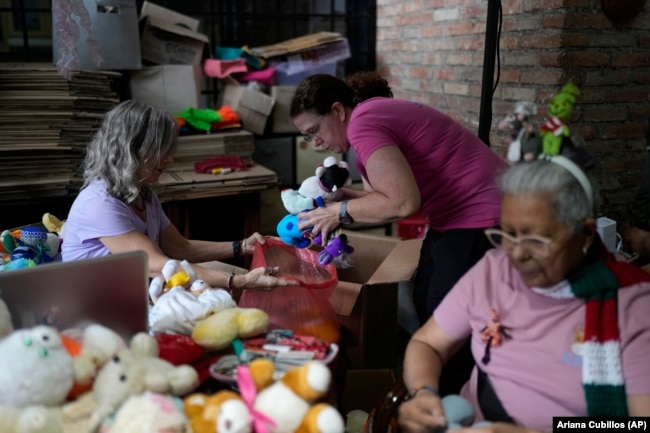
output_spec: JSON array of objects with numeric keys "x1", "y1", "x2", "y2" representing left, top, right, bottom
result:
[
  {"x1": 484, "y1": 228, "x2": 553, "y2": 259},
  {"x1": 303, "y1": 118, "x2": 323, "y2": 144}
]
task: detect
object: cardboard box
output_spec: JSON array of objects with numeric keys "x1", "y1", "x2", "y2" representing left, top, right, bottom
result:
[
  {"x1": 270, "y1": 86, "x2": 299, "y2": 133},
  {"x1": 129, "y1": 64, "x2": 202, "y2": 114},
  {"x1": 52, "y1": 0, "x2": 141, "y2": 70},
  {"x1": 139, "y1": 1, "x2": 209, "y2": 65},
  {"x1": 220, "y1": 81, "x2": 275, "y2": 135},
  {"x1": 330, "y1": 231, "x2": 422, "y2": 370}
]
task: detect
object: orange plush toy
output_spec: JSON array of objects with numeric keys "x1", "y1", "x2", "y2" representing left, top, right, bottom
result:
[{"x1": 184, "y1": 358, "x2": 344, "y2": 433}]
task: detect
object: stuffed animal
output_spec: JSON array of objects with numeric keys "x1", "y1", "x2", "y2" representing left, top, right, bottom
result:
[
  {"x1": 191, "y1": 307, "x2": 269, "y2": 351},
  {"x1": 0, "y1": 325, "x2": 75, "y2": 407},
  {"x1": 99, "y1": 391, "x2": 189, "y2": 433},
  {"x1": 0, "y1": 404, "x2": 64, "y2": 433},
  {"x1": 61, "y1": 324, "x2": 128, "y2": 400},
  {"x1": 149, "y1": 259, "x2": 237, "y2": 334},
  {"x1": 540, "y1": 83, "x2": 580, "y2": 156},
  {"x1": 281, "y1": 156, "x2": 352, "y2": 215},
  {"x1": 276, "y1": 214, "x2": 312, "y2": 248},
  {"x1": 1, "y1": 226, "x2": 60, "y2": 267},
  {"x1": 185, "y1": 358, "x2": 344, "y2": 433},
  {"x1": 313, "y1": 232, "x2": 354, "y2": 267},
  {"x1": 498, "y1": 101, "x2": 541, "y2": 163},
  {"x1": 73, "y1": 331, "x2": 199, "y2": 431}
]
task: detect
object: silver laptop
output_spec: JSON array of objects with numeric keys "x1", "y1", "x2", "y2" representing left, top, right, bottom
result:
[{"x1": 0, "y1": 251, "x2": 149, "y2": 339}]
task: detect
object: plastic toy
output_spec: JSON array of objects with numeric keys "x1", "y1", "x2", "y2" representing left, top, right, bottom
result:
[
  {"x1": 281, "y1": 156, "x2": 352, "y2": 215},
  {"x1": 540, "y1": 83, "x2": 580, "y2": 156},
  {"x1": 276, "y1": 214, "x2": 312, "y2": 248},
  {"x1": 498, "y1": 101, "x2": 541, "y2": 162}
]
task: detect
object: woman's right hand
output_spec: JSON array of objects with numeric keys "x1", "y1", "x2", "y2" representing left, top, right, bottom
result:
[
  {"x1": 398, "y1": 392, "x2": 447, "y2": 433},
  {"x1": 237, "y1": 266, "x2": 299, "y2": 290}
]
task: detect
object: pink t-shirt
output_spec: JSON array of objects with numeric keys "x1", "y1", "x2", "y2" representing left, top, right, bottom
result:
[
  {"x1": 435, "y1": 249, "x2": 650, "y2": 431},
  {"x1": 62, "y1": 179, "x2": 170, "y2": 261},
  {"x1": 347, "y1": 98, "x2": 509, "y2": 231}
]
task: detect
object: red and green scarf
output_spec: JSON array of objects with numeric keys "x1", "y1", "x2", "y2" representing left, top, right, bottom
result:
[{"x1": 568, "y1": 245, "x2": 650, "y2": 416}]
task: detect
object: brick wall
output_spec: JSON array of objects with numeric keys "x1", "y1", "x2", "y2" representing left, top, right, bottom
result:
[{"x1": 376, "y1": 0, "x2": 650, "y2": 219}]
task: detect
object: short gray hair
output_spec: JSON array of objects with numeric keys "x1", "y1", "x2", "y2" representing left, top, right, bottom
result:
[
  {"x1": 82, "y1": 100, "x2": 178, "y2": 202},
  {"x1": 500, "y1": 159, "x2": 600, "y2": 232}
]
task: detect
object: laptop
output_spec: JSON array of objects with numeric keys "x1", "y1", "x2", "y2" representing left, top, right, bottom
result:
[{"x1": 0, "y1": 251, "x2": 149, "y2": 339}]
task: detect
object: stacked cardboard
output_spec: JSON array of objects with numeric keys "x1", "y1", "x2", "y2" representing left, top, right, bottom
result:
[
  {"x1": 170, "y1": 130, "x2": 255, "y2": 172},
  {"x1": 0, "y1": 63, "x2": 121, "y2": 202}
]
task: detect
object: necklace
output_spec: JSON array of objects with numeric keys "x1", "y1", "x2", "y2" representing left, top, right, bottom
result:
[{"x1": 131, "y1": 196, "x2": 147, "y2": 219}]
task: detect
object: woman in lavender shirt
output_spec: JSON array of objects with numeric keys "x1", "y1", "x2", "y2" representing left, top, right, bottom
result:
[{"x1": 62, "y1": 100, "x2": 296, "y2": 300}]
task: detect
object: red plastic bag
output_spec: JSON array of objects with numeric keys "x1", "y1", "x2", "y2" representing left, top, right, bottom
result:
[{"x1": 238, "y1": 238, "x2": 341, "y2": 343}]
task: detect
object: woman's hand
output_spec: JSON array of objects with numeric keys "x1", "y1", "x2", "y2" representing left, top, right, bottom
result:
[
  {"x1": 398, "y1": 392, "x2": 447, "y2": 433},
  {"x1": 237, "y1": 266, "x2": 299, "y2": 290},
  {"x1": 242, "y1": 232, "x2": 266, "y2": 256},
  {"x1": 297, "y1": 204, "x2": 341, "y2": 247}
]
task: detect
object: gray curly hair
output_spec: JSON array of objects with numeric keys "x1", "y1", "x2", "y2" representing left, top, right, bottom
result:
[{"x1": 82, "y1": 100, "x2": 178, "y2": 203}]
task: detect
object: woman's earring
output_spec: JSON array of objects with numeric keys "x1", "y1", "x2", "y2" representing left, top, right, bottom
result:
[{"x1": 582, "y1": 245, "x2": 588, "y2": 255}]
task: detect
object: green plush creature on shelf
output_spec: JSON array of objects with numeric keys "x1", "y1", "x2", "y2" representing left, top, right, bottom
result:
[{"x1": 540, "y1": 83, "x2": 581, "y2": 156}]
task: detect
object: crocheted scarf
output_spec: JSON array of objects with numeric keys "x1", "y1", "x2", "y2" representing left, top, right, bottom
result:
[{"x1": 567, "y1": 247, "x2": 650, "y2": 416}]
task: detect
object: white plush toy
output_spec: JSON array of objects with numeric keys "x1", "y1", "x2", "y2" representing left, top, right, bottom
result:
[
  {"x1": 83, "y1": 332, "x2": 199, "y2": 430},
  {"x1": 0, "y1": 404, "x2": 63, "y2": 433},
  {"x1": 148, "y1": 259, "x2": 237, "y2": 334},
  {"x1": 0, "y1": 325, "x2": 74, "y2": 407},
  {"x1": 99, "y1": 391, "x2": 189, "y2": 433},
  {"x1": 281, "y1": 156, "x2": 352, "y2": 215}
]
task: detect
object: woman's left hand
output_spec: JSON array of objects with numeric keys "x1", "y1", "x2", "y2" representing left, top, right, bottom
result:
[
  {"x1": 243, "y1": 232, "x2": 266, "y2": 256},
  {"x1": 240, "y1": 266, "x2": 299, "y2": 290},
  {"x1": 297, "y1": 205, "x2": 340, "y2": 246}
]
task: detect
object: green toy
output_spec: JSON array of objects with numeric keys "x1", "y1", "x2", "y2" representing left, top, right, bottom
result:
[{"x1": 540, "y1": 83, "x2": 581, "y2": 156}]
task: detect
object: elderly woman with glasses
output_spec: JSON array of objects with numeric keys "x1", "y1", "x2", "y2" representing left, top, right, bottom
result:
[
  {"x1": 398, "y1": 155, "x2": 650, "y2": 432},
  {"x1": 291, "y1": 72, "x2": 509, "y2": 394}
]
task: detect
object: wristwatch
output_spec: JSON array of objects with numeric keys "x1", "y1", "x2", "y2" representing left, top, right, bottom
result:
[{"x1": 338, "y1": 200, "x2": 354, "y2": 225}]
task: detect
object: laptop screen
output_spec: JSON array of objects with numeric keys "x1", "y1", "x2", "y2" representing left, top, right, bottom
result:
[{"x1": 0, "y1": 251, "x2": 149, "y2": 339}]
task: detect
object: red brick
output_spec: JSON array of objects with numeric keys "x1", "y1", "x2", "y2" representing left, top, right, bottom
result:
[
  {"x1": 612, "y1": 53, "x2": 650, "y2": 68},
  {"x1": 633, "y1": 71, "x2": 650, "y2": 84},
  {"x1": 557, "y1": 51, "x2": 610, "y2": 67},
  {"x1": 519, "y1": 34, "x2": 563, "y2": 49},
  {"x1": 583, "y1": 106, "x2": 629, "y2": 122},
  {"x1": 602, "y1": 123, "x2": 648, "y2": 139},
  {"x1": 410, "y1": 67, "x2": 431, "y2": 79},
  {"x1": 422, "y1": 25, "x2": 445, "y2": 38},
  {"x1": 563, "y1": 12, "x2": 611, "y2": 30},
  {"x1": 543, "y1": 14, "x2": 566, "y2": 29},
  {"x1": 584, "y1": 69, "x2": 633, "y2": 86},
  {"x1": 605, "y1": 87, "x2": 650, "y2": 103}
]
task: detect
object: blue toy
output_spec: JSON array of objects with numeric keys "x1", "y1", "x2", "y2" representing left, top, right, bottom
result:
[{"x1": 276, "y1": 214, "x2": 312, "y2": 249}]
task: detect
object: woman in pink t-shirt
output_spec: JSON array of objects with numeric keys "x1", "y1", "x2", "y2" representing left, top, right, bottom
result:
[
  {"x1": 398, "y1": 156, "x2": 650, "y2": 432},
  {"x1": 290, "y1": 72, "x2": 509, "y2": 394}
]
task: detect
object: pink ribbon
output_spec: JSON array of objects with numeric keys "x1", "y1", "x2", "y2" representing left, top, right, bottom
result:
[{"x1": 236, "y1": 365, "x2": 277, "y2": 433}]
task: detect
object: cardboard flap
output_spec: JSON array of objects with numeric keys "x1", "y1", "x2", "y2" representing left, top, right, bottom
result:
[
  {"x1": 368, "y1": 238, "x2": 422, "y2": 285},
  {"x1": 250, "y1": 31, "x2": 344, "y2": 58},
  {"x1": 240, "y1": 89, "x2": 275, "y2": 116},
  {"x1": 329, "y1": 280, "x2": 362, "y2": 316},
  {"x1": 144, "y1": 15, "x2": 209, "y2": 43},
  {"x1": 140, "y1": 1, "x2": 200, "y2": 32}
]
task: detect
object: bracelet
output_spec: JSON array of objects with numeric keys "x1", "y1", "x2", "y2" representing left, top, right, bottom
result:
[
  {"x1": 227, "y1": 272, "x2": 235, "y2": 293},
  {"x1": 232, "y1": 240, "x2": 241, "y2": 257},
  {"x1": 410, "y1": 385, "x2": 439, "y2": 399},
  {"x1": 241, "y1": 239, "x2": 247, "y2": 256}
]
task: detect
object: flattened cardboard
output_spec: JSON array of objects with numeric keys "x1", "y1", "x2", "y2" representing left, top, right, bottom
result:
[
  {"x1": 129, "y1": 64, "x2": 202, "y2": 114},
  {"x1": 250, "y1": 32, "x2": 345, "y2": 59},
  {"x1": 140, "y1": 1, "x2": 199, "y2": 31}
]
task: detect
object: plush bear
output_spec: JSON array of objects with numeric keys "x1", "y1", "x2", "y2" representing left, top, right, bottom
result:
[
  {"x1": 185, "y1": 358, "x2": 344, "y2": 433},
  {"x1": 191, "y1": 307, "x2": 269, "y2": 351},
  {"x1": 67, "y1": 331, "x2": 199, "y2": 431},
  {"x1": 281, "y1": 156, "x2": 352, "y2": 215},
  {"x1": 0, "y1": 325, "x2": 75, "y2": 407}
]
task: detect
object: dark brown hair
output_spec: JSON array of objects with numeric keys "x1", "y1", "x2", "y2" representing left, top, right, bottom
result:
[{"x1": 290, "y1": 71, "x2": 392, "y2": 118}]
